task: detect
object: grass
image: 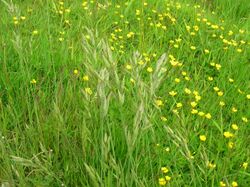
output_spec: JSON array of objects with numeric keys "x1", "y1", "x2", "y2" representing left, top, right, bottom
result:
[{"x1": 0, "y1": 0, "x2": 249, "y2": 186}]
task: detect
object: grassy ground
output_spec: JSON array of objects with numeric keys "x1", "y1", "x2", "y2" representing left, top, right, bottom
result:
[{"x1": 0, "y1": 0, "x2": 249, "y2": 186}]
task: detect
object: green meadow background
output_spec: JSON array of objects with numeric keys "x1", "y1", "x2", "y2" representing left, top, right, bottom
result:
[{"x1": 0, "y1": 0, "x2": 249, "y2": 186}]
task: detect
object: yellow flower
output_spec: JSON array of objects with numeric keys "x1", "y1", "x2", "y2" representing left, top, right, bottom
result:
[
  {"x1": 193, "y1": 25, "x2": 199, "y2": 31},
  {"x1": 32, "y1": 30, "x2": 38, "y2": 35},
  {"x1": 204, "y1": 49, "x2": 210, "y2": 54},
  {"x1": 58, "y1": 37, "x2": 64, "y2": 42},
  {"x1": 190, "y1": 46, "x2": 196, "y2": 50},
  {"x1": 161, "y1": 167, "x2": 169, "y2": 173},
  {"x1": 191, "y1": 109, "x2": 198, "y2": 114},
  {"x1": 199, "y1": 135, "x2": 206, "y2": 142},
  {"x1": 155, "y1": 99, "x2": 164, "y2": 107},
  {"x1": 169, "y1": 91, "x2": 177, "y2": 96},
  {"x1": 184, "y1": 88, "x2": 191, "y2": 94},
  {"x1": 147, "y1": 67, "x2": 153, "y2": 73},
  {"x1": 219, "y1": 181, "x2": 226, "y2": 187},
  {"x1": 73, "y1": 69, "x2": 79, "y2": 75},
  {"x1": 213, "y1": 87, "x2": 220, "y2": 92},
  {"x1": 231, "y1": 124, "x2": 238, "y2": 130},
  {"x1": 236, "y1": 48, "x2": 242, "y2": 53},
  {"x1": 84, "y1": 87, "x2": 93, "y2": 95},
  {"x1": 228, "y1": 141, "x2": 234, "y2": 149},
  {"x1": 20, "y1": 16, "x2": 26, "y2": 20},
  {"x1": 30, "y1": 79, "x2": 37, "y2": 84},
  {"x1": 231, "y1": 181, "x2": 238, "y2": 187},
  {"x1": 205, "y1": 113, "x2": 212, "y2": 119},
  {"x1": 195, "y1": 95, "x2": 201, "y2": 101},
  {"x1": 224, "y1": 131, "x2": 234, "y2": 138},
  {"x1": 246, "y1": 94, "x2": 250, "y2": 99},
  {"x1": 208, "y1": 162, "x2": 216, "y2": 169},
  {"x1": 242, "y1": 117, "x2": 248, "y2": 123},
  {"x1": 130, "y1": 78, "x2": 135, "y2": 84},
  {"x1": 125, "y1": 64, "x2": 132, "y2": 70},
  {"x1": 165, "y1": 175, "x2": 171, "y2": 181},
  {"x1": 198, "y1": 111, "x2": 205, "y2": 116},
  {"x1": 193, "y1": 90, "x2": 199, "y2": 95},
  {"x1": 190, "y1": 101, "x2": 197, "y2": 107},
  {"x1": 174, "y1": 78, "x2": 181, "y2": 83},
  {"x1": 208, "y1": 76, "x2": 214, "y2": 81},
  {"x1": 242, "y1": 162, "x2": 248, "y2": 169},
  {"x1": 219, "y1": 101, "x2": 225, "y2": 107},
  {"x1": 217, "y1": 91, "x2": 224, "y2": 96},
  {"x1": 228, "y1": 30, "x2": 233, "y2": 36},
  {"x1": 231, "y1": 107, "x2": 237, "y2": 113},
  {"x1": 127, "y1": 32, "x2": 135, "y2": 38},
  {"x1": 176, "y1": 103, "x2": 183, "y2": 108},
  {"x1": 82, "y1": 75, "x2": 89, "y2": 81},
  {"x1": 161, "y1": 116, "x2": 167, "y2": 122},
  {"x1": 229, "y1": 78, "x2": 234, "y2": 83},
  {"x1": 159, "y1": 178, "x2": 166, "y2": 186},
  {"x1": 215, "y1": 64, "x2": 221, "y2": 70}
]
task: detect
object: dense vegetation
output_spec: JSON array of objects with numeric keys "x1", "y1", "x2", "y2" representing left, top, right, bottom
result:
[{"x1": 0, "y1": 0, "x2": 249, "y2": 186}]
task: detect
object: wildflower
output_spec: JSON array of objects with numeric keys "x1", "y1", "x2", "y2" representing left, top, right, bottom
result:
[
  {"x1": 155, "y1": 99, "x2": 164, "y2": 107},
  {"x1": 219, "y1": 101, "x2": 225, "y2": 107},
  {"x1": 242, "y1": 162, "x2": 248, "y2": 169},
  {"x1": 130, "y1": 78, "x2": 135, "y2": 84},
  {"x1": 246, "y1": 94, "x2": 250, "y2": 99},
  {"x1": 204, "y1": 49, "x2": 209, "y2": 54},
  {"x1": 127, "y1": 32, "x2": 135, "y2": 38},
  {"x1": 147, "y1": 67, "x2": 153, "y2": 73},
  {"x1": 215, "y1": 64, "x2": 221, "y2": 70},
  {"x1": 174, "y1": 78, "x2": 180, "y2": 83},
  {"x1": 73, "y1": 69, "x2": 79, "y2": 75},
  {"x1": 190, "y1": 46, "x2": 196, "y2": 50},
  {"x1": 205, "y1": 113, "x2": 212, "y2": 119},
  {"x1": 208, "y1": 76, "x2": 214, "y2": 81},
  {"x1": 82, "y1": 75, "x2": 89, "y2": 81},
  {"x1": 20, "y1": 16, "x2": 26, "y2": 20},
  {"x1": 32, "y1": 30, "x2": 38, "y2": 35},
  {"x1": 190, "y1": 101, "x2": 197, "y2": 107},
  {"x1": 223, "y1": 131, "x2": 234, "y2": 138},
  {"x1": 219, "y1": 181, "x2": 226, "y2": 187},
  {"x1": 228, "y1": 141, "x2": 234, "y2": 149},
  {"x1": 237, "y1": 48, "x2": 242, "y2": 53},
  {"x1": 165, "y1": 175, "x2": 171, "y2": 181},
  {"x1": 229, "y1": 78, "x2": 234, "y2": 83},
  {"x1": 213, "y1": 87, "x2": 220, "y2": 92},
  {"x1": 217, "y1": 91, "x2": 224, "y2": 96},
  {"x1": 195, "y1": 95, "x2": 201, "y2": 101},
  {"x1": 30, "y1": 79, "x2": 37, "y2": 84},
  {"x1": 198, "y1": 111, "x2": 205, "y2": 116},
  {"x1": 208, "y1": 162, "x2": 216, "y2": 169},
  {"x1": 125, "y1": 64, "x2": 132, "y2": 70},
  {"x1": 231, "y1": 107, "x2": 237, "y2": 113},
  {"x1": 184, "y1": 88, "x2": 192, "y2": 95},
  {"x1": 161, "y1": 167, "x2": 169, "y2": 173},
  {"x1": 84, "y1": 87, "x2": 92, "y2": 95},
  {"x1": 176, "y1": 103, "x2": 182, "y2": 108},
  {"x1": 199, "y1": 135, "x2": 206, "y2": 142},
  {"x1": 161, "y1": 116, "x2": 167, "y2": 122},
  {"x1": 165, "y1": 147, "x2": 170, "y2": 152},
  {"x1": 242, "y1": 117, "x2": 248, "y2": 123},
  {"x1": 169, "y1": 91, "x2": 177, "y2": 96},
  {"x1": 231, "y1": 181, "x2": 238, "y2": 187},
  {"x1": 159, "y1": 178, "x2": 166, "y2": 186},
  {"x1": 191, "y1": 109, "x2": 198, "y2": 114},
  {"x1": 231, "y1": 124, "x2": 238, "y2": 131},
  {"x1": 172, "y1": 109, "x2": 179, "y2": 114}
]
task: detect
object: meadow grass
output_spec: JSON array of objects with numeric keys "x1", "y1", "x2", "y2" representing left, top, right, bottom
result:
[{"x1": 0, "y1": 0, "x2": 249, "y2": 186}]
